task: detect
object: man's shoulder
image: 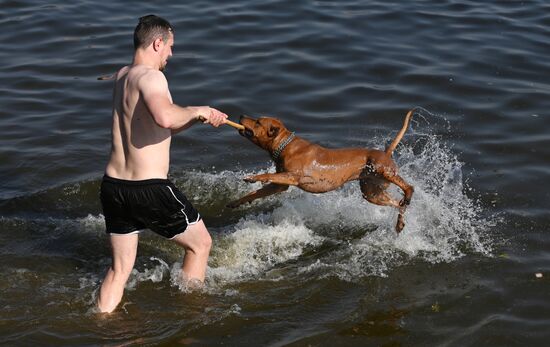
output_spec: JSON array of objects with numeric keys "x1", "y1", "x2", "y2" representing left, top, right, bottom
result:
[
  {"x1": 134, "y1": 68, "x2": 168, "y2": 93},
  {"x1": 126, "y1": 65, "x2": 161, "y2": 78}
]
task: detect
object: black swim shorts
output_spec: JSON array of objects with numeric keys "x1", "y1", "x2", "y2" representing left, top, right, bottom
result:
[{"x1": 100, "y1": 175, "x2": 201, "y2": 239}]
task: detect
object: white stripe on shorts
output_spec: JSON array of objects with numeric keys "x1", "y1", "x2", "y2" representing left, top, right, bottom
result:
[
  {"x1": 165, "y1": 185, "x2": 201, "y2": 239},
  {"x1": 109, "y1": 229, "x2": 145, "y2": 236}
]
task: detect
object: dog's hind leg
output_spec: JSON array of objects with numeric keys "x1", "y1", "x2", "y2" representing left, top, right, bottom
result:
[
  {"x1": 385, "y1": 173, "x2": 414, "y2": 207},
  {"x1": 379, "y1": 173, "x2": 413, "y2": 233},
  {"x1": 360, "y1": 180, "x2": 400, "y2": 208},
  {"x1": 360, "y1": 179, "x2": 408, "y2": 233},
  {"x1": 363, "y1": 157, "x2": 414, "y2": 207}
]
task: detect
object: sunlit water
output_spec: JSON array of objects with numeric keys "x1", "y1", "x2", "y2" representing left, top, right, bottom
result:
[{"x1": 1, "y1": 1, "x2": 549, "y2": 346}]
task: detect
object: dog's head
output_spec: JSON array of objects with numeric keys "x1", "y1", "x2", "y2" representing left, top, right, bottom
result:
[{"x1": 239, "y1": 115, "x2": 289, "y2": 152}]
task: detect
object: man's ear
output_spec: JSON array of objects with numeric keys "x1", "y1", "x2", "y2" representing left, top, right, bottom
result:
[
  {"x1": 268, "y1": 126, "x2": 280, "y2": 138},
  {"x1": 153, "y1": 37, "x2": 163, "y2": 52}
]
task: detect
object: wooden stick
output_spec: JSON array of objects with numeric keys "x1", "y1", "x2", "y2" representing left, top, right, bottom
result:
[
  {"x1": 225, "y1": 119, "x2": 245, "y2": 130},
  {"x1": 198, "y1": 116, "x2": 244, "y2": 130}
]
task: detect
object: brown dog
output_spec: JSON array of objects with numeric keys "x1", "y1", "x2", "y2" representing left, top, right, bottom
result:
[{"x1": 228, "y1": 110, "x2": 415, "y2": 233}]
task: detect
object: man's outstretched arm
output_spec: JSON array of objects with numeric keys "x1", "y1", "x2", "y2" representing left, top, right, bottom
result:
[{"x1": 140, "y1": 70, "x2": 227, "y2": 130}]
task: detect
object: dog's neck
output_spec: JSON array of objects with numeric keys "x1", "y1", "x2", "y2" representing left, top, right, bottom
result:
[{"x1": 271, "y1": 132, "x2": 296, "y2": 161}]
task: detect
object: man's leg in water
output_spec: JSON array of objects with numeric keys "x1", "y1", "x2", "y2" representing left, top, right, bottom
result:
[
  {"x1": 97, "y1": 233, "x2": 138, "y2": 313},
  {"x1": 171, "y1": 219, "x2": 212, "y2": 282}
]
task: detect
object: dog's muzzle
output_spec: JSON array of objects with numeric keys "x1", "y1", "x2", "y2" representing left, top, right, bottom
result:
[
  {"x1": 239, "y1": 115, "x2": 254, "y2": 138},
  {"x1": 242, "y1": 128, "x2": 254, "y2": 138}
]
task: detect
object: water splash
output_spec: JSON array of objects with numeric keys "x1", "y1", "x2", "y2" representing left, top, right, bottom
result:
[
  {"x1": 44, "y1": 121, "x2": 495, "y2": 291},
  {"x1": 183, "y1": 116, "x2": 496, "y2": 284},
  {"x1": 126, "y1": 257, "x2": 170, "y2": 290},
  {"x1": 207, "y1": 218, "x2": 324, "y2": 286}
]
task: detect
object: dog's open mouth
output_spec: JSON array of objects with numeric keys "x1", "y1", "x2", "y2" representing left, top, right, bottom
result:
[
  {"x1": 244, "y1": 128, "x2": 254, "y2": 138},
  {"x1": 239, "y1": 125, "x2": 254, "y2": 138},
  {"x1": 238, "y1": 115, "x2": 255, "y2": 138}
]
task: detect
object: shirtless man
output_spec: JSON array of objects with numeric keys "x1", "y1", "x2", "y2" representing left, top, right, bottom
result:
[{"x1": 97, "y1": 15, "x2": 228, "y2": 313}]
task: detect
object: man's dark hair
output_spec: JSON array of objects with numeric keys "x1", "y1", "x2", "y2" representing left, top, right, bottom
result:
[{"x1": 133, "y1": 15, "x2": 174, "y2": 50}]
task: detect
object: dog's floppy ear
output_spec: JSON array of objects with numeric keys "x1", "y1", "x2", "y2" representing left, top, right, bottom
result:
[{"x1": 268, "y1": 125, "x2": 280, "y2": 138}]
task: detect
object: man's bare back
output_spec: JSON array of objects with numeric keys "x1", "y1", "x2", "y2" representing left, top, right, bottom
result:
[{"x1": 106, "y1": 65, "x2": 173, "y2": 180}]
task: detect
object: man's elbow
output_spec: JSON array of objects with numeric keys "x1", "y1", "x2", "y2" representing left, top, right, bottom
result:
[{"x1": 154, "y1": 114, "x2": 174, "y2": 129}]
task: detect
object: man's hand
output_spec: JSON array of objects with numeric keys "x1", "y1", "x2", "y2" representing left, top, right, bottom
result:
[{"x1": 197, "y1": 107, "x2": 228, "y2": 127}]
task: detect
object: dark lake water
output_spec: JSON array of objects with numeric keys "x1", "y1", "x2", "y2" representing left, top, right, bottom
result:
[{"x1": 1, "y1": 1, "x2": 549, "y2": 346}]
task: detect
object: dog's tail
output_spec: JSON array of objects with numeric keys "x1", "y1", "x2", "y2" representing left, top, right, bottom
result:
[{"x1": 385, "y1": 109, "x2": 414, "y2": 155}]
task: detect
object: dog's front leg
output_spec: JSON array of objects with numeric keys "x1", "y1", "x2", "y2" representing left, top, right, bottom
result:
[
  {"x1": 244, "y1": 172, "x2": 302, "y2": 186},
  {"x1": 227, "y1": 183, "x2": 289, "y2": 208}
]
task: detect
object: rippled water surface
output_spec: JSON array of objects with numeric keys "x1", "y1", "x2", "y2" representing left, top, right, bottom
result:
[{"x1": 1, "y1": 1, "x2": 549, "y2": 346}]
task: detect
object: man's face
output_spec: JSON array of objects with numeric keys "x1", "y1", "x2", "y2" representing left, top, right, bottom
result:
[{"x1": 159, "y1": 32, "x2": 174, "y2": 71}]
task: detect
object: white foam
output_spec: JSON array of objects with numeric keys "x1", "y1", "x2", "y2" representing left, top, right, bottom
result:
[
  {"x1": 206, "y1": 218, "x2": 324, "y2": 287},
  {"x1": 126, "y1": 257, "x2": 170, "y2": 290},
  {"x1": 78, "y1": 214, "x2": 105, "y2": 234}
]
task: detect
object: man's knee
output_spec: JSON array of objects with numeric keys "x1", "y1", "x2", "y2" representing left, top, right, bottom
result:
[
  {"x1": 109, "y1": 263, "x2": 133, "y2": 282},
  {"x1": 194, "y1": 226, "x2": 212, "y2": 256},
  {"x1": 202, "y1": 232, "x2": 212, "y2": 254},
  {"x1": 173, "y1": 221, "x2": 212, "y2": 254},
  {"x1": 201, "y1": 229, "x2": 212, "y2": 251}
]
